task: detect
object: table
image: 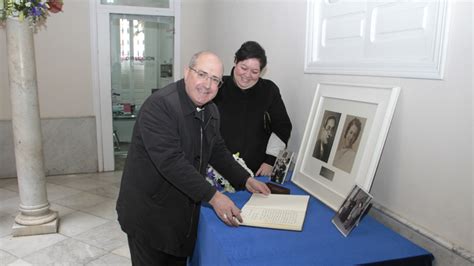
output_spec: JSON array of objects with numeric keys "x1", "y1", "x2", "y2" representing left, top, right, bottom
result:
[{"x1": 189, "y1": 180, "x2": 433, "y2": 266}]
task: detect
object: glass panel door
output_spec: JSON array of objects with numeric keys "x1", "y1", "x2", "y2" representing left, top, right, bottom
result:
[{"x1": 110, "y1": 14, "x2": 174, "y2": 166}]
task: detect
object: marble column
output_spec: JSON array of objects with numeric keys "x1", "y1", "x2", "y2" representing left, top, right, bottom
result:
[{"x1": 6, "y1": 17, "x2": 58, "y2": 236}]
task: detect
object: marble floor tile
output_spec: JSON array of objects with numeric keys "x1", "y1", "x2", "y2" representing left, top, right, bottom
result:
[
  {"x1": 111, "y1": 244, "x2": 131, "y2": 259},
  {"x1": 51, "y1": 192, "x2": 110, "y2": 211},
  {"x1": 73, "y1": 221, "x2": 127, "y2": 252},
  {"x1": 0, "y1": 188, "x2": 17, "y2": 201},
  {"x1": 58, "y1": 211, "x2": 108, "y2": 237},
  {"x1": 86, "y1": 185, "x2": 120, "y2": 200},
  {"x1": 0, "y1": 171, "x2": 132, "y2": 265},
  {"x1": 86, "y1": 253, "x2": 131, "y2": 265},
  {"x1": 0, "y1": 233, "x2": 67, "y2": 258},
  {"x1": 94, "y1": 171, "x2": 123, "y2": 184},
  {"x1": 0, "y1": 213, "x2": 15, "y2": 238},
  {"x1": 46, "y1": 173, "x2": 91, "y2": 185},
  {"x1": 22, "y1": 238, "x2": 107, "y2": 265},
  {"x1": 50, "y1": 202, "x2": 76, "y2": 217},
  {"x1": 82, "y1": 199, "x2": 118, "y2": 221},
  {"x1": 0, "y1": 179, "x2": 18, "y2": 193},
  {"x1": 0, "y1": 196, "x2": 20, "y2": 215},
  {"x1": 6, "y1": 259, "x2": 33, "y2": 266},
  {"x1": 49, "y1": 177, "x2": 111, "y2": 192},
  {"x1": 0, "y1": 249, "x2": 18, "y2": 265},
  {"x1": 46, "y1": 183, "x2": 82, "y2": 201}
]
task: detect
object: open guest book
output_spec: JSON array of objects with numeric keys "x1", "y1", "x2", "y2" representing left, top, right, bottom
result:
[{"x1": 238, "y1": 193, "x2": 310, "y2": 231}]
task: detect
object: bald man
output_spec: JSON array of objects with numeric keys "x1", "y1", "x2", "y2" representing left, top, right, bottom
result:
[{"x1": 116, "y1": 51, "x2": 270, "y2": 265}]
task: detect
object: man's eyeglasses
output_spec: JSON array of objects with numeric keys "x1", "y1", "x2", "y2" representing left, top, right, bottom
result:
[{"x1": 189, "y1": 67, "x2": 223, "y2": 88}]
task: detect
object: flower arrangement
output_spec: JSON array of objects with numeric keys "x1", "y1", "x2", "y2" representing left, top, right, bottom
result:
[
  {"x1": 206, "y1": 153, "x2": 254, "y2": 193},
  {"x1": 0, "y1": 0, "x2": 63, "y2": 26}
]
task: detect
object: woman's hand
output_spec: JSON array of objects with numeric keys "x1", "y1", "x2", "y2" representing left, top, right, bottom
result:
[{"x1": 255, "y1": 163, "x2": 273, "y2": 177}]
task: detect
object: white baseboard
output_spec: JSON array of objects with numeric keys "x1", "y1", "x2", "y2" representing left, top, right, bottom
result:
[{"x1": 369, "y1": 203, "x2": 473, "y2": 266}]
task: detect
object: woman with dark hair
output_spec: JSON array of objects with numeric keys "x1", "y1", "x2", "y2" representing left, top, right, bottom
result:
[{"x1": 214, "y1": 41, "x2": 292, "y2": 177}]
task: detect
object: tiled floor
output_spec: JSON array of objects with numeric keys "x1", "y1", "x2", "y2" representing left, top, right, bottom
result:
[{"x1": 0, "y1": 170, "x2": 131, "y2": 265}]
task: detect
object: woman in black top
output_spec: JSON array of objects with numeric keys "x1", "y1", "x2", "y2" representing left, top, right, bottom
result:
[{"x1": 214, "y1": 41, "x2": 292, "y2": 176}]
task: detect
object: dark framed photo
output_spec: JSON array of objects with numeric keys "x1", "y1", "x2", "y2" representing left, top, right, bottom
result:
[
  {"x1": 270, "y1": 150, "x2": 294, "y2": 184},
  {"x1": 332, "y1": 185, "x2": 372, "y2": 237},
  {"x1": 292, "y1": 82, "x2": 400, "y2": 210}
]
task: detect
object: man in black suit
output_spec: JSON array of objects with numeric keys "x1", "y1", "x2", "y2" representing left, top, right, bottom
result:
[
  {"x1": 313, "y1": 115, "x2": 337, "y2": 162},
  {"x1": 116, "y1": 51, "x2": 270, "y2": 265}
]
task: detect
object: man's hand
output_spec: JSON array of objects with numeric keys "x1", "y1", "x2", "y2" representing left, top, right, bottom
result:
[
  {"x1": 245, "y1": 177, "x2": 271, "y2": 195},
  {"x1": 255, "y1": 162, "x2": 273, "y2": 176},
  {"x1": 209, "y1": 191, "x2": 242, "y2": 226}
]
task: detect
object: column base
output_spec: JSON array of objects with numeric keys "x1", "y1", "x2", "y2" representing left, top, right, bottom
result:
[{"x1": 12, "y1": 216, "x2": 59, "y2": 237}]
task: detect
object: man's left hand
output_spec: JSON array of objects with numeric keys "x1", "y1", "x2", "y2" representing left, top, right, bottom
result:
[{"x1": 245, "y1": 177, "x2": 271, "y2": 195}]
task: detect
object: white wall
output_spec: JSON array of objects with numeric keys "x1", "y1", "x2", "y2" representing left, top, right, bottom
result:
[
  {"x1": 179, "y1": 0, "x2": 212, "y2": 71},
  {"x1": 0, "y1": 0, "x2": 94, "y2": 120},
  {"x1": 208, "y1": 0, "x2": 473, "y2": 254}
]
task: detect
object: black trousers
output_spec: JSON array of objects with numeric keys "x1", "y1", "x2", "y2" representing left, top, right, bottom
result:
[{"x1": 127, "y1": 235, "x2": 187, "y2": 266}]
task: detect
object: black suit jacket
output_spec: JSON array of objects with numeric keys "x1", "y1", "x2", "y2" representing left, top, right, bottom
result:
[
  {"x1": 312, "y1": 139, "x2": 331, "y2": 162},
  {"x1": 116, "y1": 79, "x2": 249, "y2": 256}
]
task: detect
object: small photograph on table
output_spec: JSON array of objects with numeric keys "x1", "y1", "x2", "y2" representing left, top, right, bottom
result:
[
  {"x1": 270, "y1": 150, "x2": 294, "y2": 184},
  {"x1": 332, "y1": 185, "x2": 372, "y2": 237}
]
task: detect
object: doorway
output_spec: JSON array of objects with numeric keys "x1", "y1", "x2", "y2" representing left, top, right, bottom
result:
[
  {"x1": 110, "y1": 15, "x2": 175, "y2": 170},
  {"x1": 94, "y1": 1, "x2": 180, "y2": 171}
]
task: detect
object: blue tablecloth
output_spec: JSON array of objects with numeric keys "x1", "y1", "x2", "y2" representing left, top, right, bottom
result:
[{"x1": 190, "y1": 180, "x2": 433, "y2": 266}]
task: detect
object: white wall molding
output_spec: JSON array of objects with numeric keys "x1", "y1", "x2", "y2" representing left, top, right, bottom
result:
[{"x1": 305, "y1": 0, "x2": 451, "y2": 79}]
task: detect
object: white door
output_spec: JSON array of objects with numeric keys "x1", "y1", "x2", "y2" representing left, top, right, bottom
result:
[{"x1": 93, "y1": 0, "x2": 180, "y2": 171}]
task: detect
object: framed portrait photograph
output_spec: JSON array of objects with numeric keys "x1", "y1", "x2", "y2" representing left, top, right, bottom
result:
[
  {"x1": 332, "y1": 185, "x2": 373, "y2": 237},
  {"x1": 291, "y1": 82, "x2": 400, "y2": 211}
]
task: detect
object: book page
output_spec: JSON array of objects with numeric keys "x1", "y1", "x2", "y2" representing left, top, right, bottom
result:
[{"x1": 239, "y1": 194, "x2": 310, "y2": 231}]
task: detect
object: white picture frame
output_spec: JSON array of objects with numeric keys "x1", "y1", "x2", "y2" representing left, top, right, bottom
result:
[{"x1": 292, "y1": 82, "x2": 400, "y2": 211}]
